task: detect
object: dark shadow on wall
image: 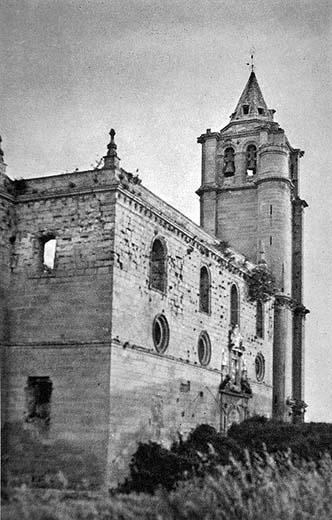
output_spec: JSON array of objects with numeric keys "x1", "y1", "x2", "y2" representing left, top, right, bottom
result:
[{"x1": 1, "y1": 421, "x2": 103, "y2": 489}]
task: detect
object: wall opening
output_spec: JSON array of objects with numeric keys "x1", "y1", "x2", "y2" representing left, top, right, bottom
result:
[
  {"x1": 25, "y1": 376, "x2": 53, "y2": 427},
  {"x1": 150, "y1": 238, "x2": 167, "y2": 292},
  {"x1": 223, "y1": 148, "x2": 235, "y2": 177},
  {"x1": 255, "y1": 353, "x2": 265, "y2": 382},
  {"x1": 256, "y1": 300, "x2": 264, "y2": 338},
  {"x1": 246, "y1": 145, "x2": 257, "y2": 176},
  {"x1": 152, "y1": 314, "x2": 170, "y2": 353},
  {"x1": 199, "y1": 266, "x2": 210, "y2": 314},
  {"x1": 40, "y1": 236, "x2": 56, "y2": 270},
  {"x1": 230, "y1": 284, "x2": 239, "y2": 328},
  {"x1": 197, "y1": 331, "x2": 211, "y2": 366},
  {"x1": 243, "y1": 105, "x2": 249, "y2": 115}
]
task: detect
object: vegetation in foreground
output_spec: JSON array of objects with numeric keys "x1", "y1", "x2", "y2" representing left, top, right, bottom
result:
[
  {"x1": 2, "y1": 452, "x2": 332, "y2": 520},
  {"x1": 2, "y1": 418, "x2": 332, "y2": 519}
]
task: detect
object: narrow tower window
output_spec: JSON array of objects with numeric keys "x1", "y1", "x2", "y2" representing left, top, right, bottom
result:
[
  {"x1": 242, "y1": 105, "x2": 249, "y2": 115},
  {"x1": 230, "y1": 284, "x2": 239, "y2": 328},
  {"x1": 150, "y1": 238, "x2": 167, "y2": 292},
  {"x1": 223, "y1": 148, "x2": 235, "y2": 177},
  {"x1": 199, "y1": 266, "x2": 210, "y2": 314},
  {"x1": 256, "y1": 300, "x2": 264, "y2": 338},
  {"x1": 40, "y1": 235, "x2": 56, "y2": 271},
  {"x1": 246, "y1": 145, "x2": 257, "y2": 176}
]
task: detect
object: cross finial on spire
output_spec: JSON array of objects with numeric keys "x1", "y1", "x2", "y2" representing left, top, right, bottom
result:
[{"x1": 246, "y1": 47, "x2": 256, "y2": 72}]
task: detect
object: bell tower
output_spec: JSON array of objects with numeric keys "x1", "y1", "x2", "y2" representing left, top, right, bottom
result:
[{"x1": 197, "y1": 70, "x2": 308, "y2": 421}]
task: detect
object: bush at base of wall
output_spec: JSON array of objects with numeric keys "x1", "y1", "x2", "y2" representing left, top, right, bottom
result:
[{"x1": 117, "y1": 417, "x2": 332, "y2": 494}]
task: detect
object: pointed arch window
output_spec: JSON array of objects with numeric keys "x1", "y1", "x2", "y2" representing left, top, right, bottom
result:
[
  {"x1": 199, "y1": 266, "x2": 210, "y2": 314},
  {"x1": 256, "y1": 300, "x2": 264, "y2": 338},
  {"x1": 224, "y1": 147, "x2": 235, "y2": 177},
  {"x1": 150, "y1": 238, "x2": 167, "y2": 292},
  {"x1": 230, "y1": 284, "x2": 239, "y2": 328},
  {"x1": 246, "y1": 145, "x2": 257, "y2": 176}
]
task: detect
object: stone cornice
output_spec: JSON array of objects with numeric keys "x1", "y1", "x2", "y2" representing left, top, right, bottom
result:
[
  {"x1": 117, "y1": 186, "x2": 251, "y2": 279},
  {"x1": 0, "y1": 189, "x2": 15, "y2": 203},
  {"x1": 293, "y1": 303, "x2": 310, "y2": 316},
  {"x1": 255, "y1": 176, "x2": 293, "y2": 188},
  {"x1": 197, "y1": 132, "x2": 219, "y2": 144},
  {"x1": 217, "y1": 184, "x2": 256, "y2": 193},
  {"x1": 1, "y1": 340, "x2": 112, "y2": 348},
  {"x1": 274, "y1": 294, "x2": 309, "y2": 314},
  {"x1": 292, "y1": 197, "x2": 308, "y2": 209},
  {"x1": 113, "y1": 337, "x2": 223, "y2": 375},
  {"x1": 13, "y1": 183, "x2": 120, "y2": 203},
  {"x1": 196, "y1": 183, "x2": 218, "y2": 195}
]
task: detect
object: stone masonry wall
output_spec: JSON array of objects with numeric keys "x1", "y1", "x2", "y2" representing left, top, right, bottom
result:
[
  {"x1": 107, "y1": 184, "x2": 273, "y2": 484},
  {"x1": 2, "y1": 172, "x2": 117, "y2": 485}
]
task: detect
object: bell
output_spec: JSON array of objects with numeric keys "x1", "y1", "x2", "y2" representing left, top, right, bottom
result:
[
  {"x1": 224, "y1": 160, "x2": 235, "y2": 175},
  {"x1": 247, "y1": 157, "x2": 256, "y2": 170}
]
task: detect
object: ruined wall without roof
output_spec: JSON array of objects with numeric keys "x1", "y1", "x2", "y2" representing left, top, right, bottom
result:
[
  {"x1": 2, "y1": 171, "x2": 117, "y2": 486},
  {"x1": 107, "y1": 183, "x2": 274, "y2": 484}
]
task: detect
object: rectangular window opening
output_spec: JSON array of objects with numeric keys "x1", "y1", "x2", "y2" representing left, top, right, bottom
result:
[
  {"x1": 258, "y1": 108, "x2": 265, "y2": 115},
  {"x1": 25, "y1": 376, "x2": 53, "y2": 428},
  {"x1": 243, "y1": 105, "x2": 249, "y2": 115},
  {"x1": 270, "y1": 236, "x2": 273, "y2": 245},
  {"x1": 41, "y1": 236, "x2": 56, "y2": 270},
  {"x1": 270, "y1": 205, "x2": 273, "y2": 216}
]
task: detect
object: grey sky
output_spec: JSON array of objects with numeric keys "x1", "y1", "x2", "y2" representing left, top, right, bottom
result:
[{"x1": 1, "y1": 0, "x2": 331, "y2": 421}]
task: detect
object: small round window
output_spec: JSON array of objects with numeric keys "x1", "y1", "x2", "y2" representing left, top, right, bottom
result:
[
  {"x1": 152, "y1": 314, "x2": 169, "y2": 353},
  {"x1": 255, "y1": 353, "x2": 265, "y2": 382},
  {"x1": 197, "y1": 331, "x2": 211, "y2": 366}
]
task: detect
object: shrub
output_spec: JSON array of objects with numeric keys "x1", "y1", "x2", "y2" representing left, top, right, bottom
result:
[
  {"x1": 247, "y1": 265, "x2": 276, "y2": 301},
  {"x1": 228, "y1": 418, "x2": 332, "y2": 463},
  {"x1": 3, "y1": 454, "x2": 332, "y2": 520}
]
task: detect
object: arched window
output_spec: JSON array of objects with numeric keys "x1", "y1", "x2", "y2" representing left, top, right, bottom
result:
[
  {"x1": 230, "y1": 284, "x2": 239, "y2": 328},
  {"x1": 199, "y1": 266, "x2": 210, "y2": 314},
  {"x1": 246, "y1": 145, "x2": 257, "y2": 176},
  {"x1": 150, "y1": 238, "x2": 167, "y2": 292},
  {"x1": 223, "y1": 147, "x2": 235, "y2": 177},
  {"x1": 256, "y1": 300, "x2": 264, "y2": 338}
]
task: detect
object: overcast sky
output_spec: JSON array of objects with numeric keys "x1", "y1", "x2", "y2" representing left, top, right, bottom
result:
[{"x1": 1, "y1": 0, "x2": 331, "y2": 421}]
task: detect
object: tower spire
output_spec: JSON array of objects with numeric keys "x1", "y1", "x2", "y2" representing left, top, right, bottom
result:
[{"x1": 230, "y1": 69, "x2": 274, "y2": 122}]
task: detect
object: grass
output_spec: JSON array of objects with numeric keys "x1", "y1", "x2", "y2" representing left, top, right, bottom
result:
[{"x1": 2, "y1": 452, "x2": 332, "y2": 520}]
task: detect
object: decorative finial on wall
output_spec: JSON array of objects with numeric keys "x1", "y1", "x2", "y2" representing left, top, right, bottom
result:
[
  {"x1": 103, "y1": 128, "x2": 120, "y2": 170},
  {"x1": 107, "y1": 128, "x2": 118, "y2": 157}
]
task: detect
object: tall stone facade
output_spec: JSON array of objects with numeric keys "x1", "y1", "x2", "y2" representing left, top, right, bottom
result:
[
  {"x1": 1, "y1": 72, "x2": 307, "y2": 486},
  {"x1": 197, "y1": 71, "x2": 308, "y2": 422}
]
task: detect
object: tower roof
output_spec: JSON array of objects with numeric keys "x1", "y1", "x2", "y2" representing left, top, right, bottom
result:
[{"x1": 230, "y1": 71, "x2": 274, "y2": 122}]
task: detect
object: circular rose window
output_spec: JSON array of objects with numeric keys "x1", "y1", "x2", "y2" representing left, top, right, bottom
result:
[
  {"x1": 197, "y1": 331, "x2": 211, "y2": 366},
  {"x1": 255, "y1": 352, "x2": 265, "y2": 382},
  {"x1": 152, "y1": 314, "x2": 169, "y2": 353}
]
